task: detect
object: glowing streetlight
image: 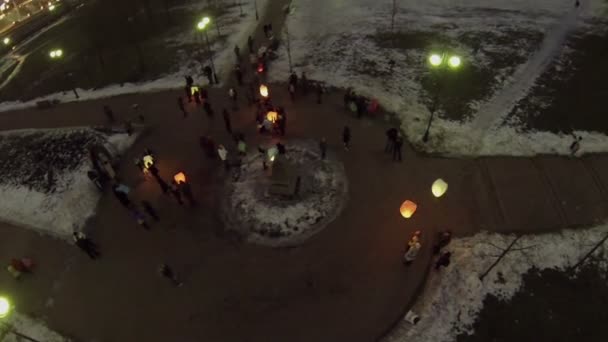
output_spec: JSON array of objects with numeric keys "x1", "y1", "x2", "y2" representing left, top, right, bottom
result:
[
  {"x1": 0, "y1": 297, "x2": 10, "y2": 318},
  {"x1": 196, "y1": 17, "x2": 218, "y2": 84},
  {"x1": 422, "y1": 52, "x2": 463, "y2": 143},
  {"x1": 49, "y1": 48, "x2": 63, "y2": 58},
  {"x1": 48, "y1": 4, "x2": 55, "y2": 11},
  {"x1": 259, "y1": 84, "x2": 269, "y2": 98},
  {"x1": 2, "y1": 37, "x2": 10, "y2": 45}
]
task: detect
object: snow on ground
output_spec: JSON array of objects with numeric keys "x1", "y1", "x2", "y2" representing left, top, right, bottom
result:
[
  {"x1": 0, "y1": 0, "x2": 269, "y2": 112},
  {"x1": 384, "y1": 224, "x2": 608, "y2": 342},
  {"x1": 0, "y1": 128, "x2": 137, "y2": 239},
  {"x1": 269, "y1": 0, "x2": 608, "y2": 156},
  {"x1": 1, "y1": 312, "x2": 70, "y2": 342},
  {"x1": 222, "y1": 140, "x2": 348, "y2": 246}
]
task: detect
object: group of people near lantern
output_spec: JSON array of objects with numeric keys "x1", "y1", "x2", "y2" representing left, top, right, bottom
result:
[{"x1": 256, "y1": 98, "x2": 287, "y2": 136}]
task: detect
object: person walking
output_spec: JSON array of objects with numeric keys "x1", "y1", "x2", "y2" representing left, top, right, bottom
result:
[
  {"x1": 342, "y1": 126, "x2": 351, "y2": 151},
  {"x1": 301, "y1": 72, "x2": 308, "y2": 95},
  {"x1": 223, "y1": 109, "x2": 232, "y2": 134},
  {"x1": 435, "y1": 251, "x2": 452, "y2": 270},
  {"x1": 385, "y1": 128, "x2": 397, "y2": 153},
  {"x1": 263, "y1": 24, "x2": 269, "y2": 38},
  {"x1": 235, "y1": 65, "x2": 243, "y2": 86},
  {"x1": 316, "y1": 83, "x2": 323, "y2": 104},
  {"x1": 228, "y1": 88, "x2": 238, "y2": 110},
  {"x1": 158, "y1": 263, "x2": 183, "y2": 287},
  {"x1": 141, "y1": 200, "x2": 160, "y2": 221},
  {"x1": 289, "y1": 72, "x2": 298, "y2": 88},
  {"x1": 149, "y1": 165, "x2": 169, "y2": 194},
  {"x1": 203, "y1": 100, "x2": 215, "y2": 118},
  {"x1": 403, "y1": 239, "x2": 421, "y2": 265},
  {"x1": 203, "y1": 66, "x2": 213, "y2": 85},
  {"x1": 177, "y1": 96, "x2": 187, "y2": 117},
  {"x1": 288, "y1": 83, "x2": 296, "y2": 102},
  {"x1": 73, "y1": 232, "x2": 100, "y2": 259},
  {"x1": 248, "y1": 35, "x2": 254, "y2": 53},
  {"x1": 103, "y1": 105, "x2": 115, "y2": 123},
  {"x1": 319, "y1": 138, "x2": 327, "y2": 160},
  {"x1": 112, "y1": 184, "x2": 131, "y2": 208},
  {"x1": 218, "y1": 144, "x2": 229, "y2": 170},
  {"x1": 170, "y1": 180, "x2": 184, "y2": 206},
  {"x1": 178, "y1": 180, "x2": 196, "y2": 206},
  {"x1": 130, "y1": 208, "x2": 150, "y2": 230},
  {"x1": 393, "y1": 133, "x2": 403, "y2": 162},
  {"x1": 570, "y1": 135, "x2": 582, "y2": 156},
  {"x1": 234, "y1": 45, "x2": 241, "y2": 62}
]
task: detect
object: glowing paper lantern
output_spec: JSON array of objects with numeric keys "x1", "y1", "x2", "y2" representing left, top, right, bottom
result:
[
  {"x1": 429, "y1": 54, "x2": 442, "y2": 66},
  {"x1": 267, "y1": 146, "x2": 278, "y2": 161},
  {"x1": 431, "y1": 178, "x2": 448, "y2": 198},
  {"x1": 143, "y1": 155, "x2": 154, "y2": 168},
  {"x1": 400, "y1": 200, "x2": 417, "y2": 219},
  {"x1": 0, "y1": 297, "x2": 10, "y2": 318},
  {"x1": 174, "y1": 172, "x2": 186, "y2": 183},
  {"x1": 448, "y1": 55, "x2": 461, "y2": 68},
  {"x1": 190, "y1": 86, "x2": 199, "y2": 95},
  {"x1": 259, "y1": 84, "x2": 269, "y2": 97},
  {"x1": 266, "y1": 111, "x2": 278, "y2": 123}
]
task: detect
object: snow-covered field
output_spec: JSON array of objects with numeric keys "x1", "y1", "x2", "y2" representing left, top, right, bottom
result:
[
  {"x1": 0, "y1": 128, "x2": 136, "y2": 239},
  {"x1": 0, "y1": 0, "x2": 269, "y2": 112},
  {"x1": 0, "y1": 312, "x2": 70, "y2": 342},
  {"x1": 269, "y1": 0, "x2": 608, "y2": 156},
  {"x1": 222, "y1": 140, "x2": 348, "y2": 246},
  {"x1": 384, "y1": 225, "x2": 608, "y2": 342}
]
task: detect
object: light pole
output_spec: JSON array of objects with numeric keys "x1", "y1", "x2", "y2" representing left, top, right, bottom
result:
[
  {"x1": 50, "y1": 48, "x2": 79, "y2": 99},
  {"x1": 254, "y1": 0, "x2": 258, "y2": 20},
  {"x1": 285, "y1": 20, "x2": 293, "y2": 73},
  {"x1": 422, "y1": 52, "x2": 461, "y2": 143},
  {"x1": 197, "y1": 17, "x2": 219, "y2": 84},
  {"x1": 0, "y1": 297, "x2": 42, "y2": 342}
]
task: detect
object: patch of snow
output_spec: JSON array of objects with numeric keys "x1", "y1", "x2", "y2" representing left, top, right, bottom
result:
[
  {"x1": 0, "y1": 128, "x2": 137, "y2": 240},
  {"x1": 1, "y1": 312, "x2": 70, "y2": 342},
  {"x1": 0, "y1": 0, "x2": 270, "y2": 113},
  {"x1": 384, "y1": 224, "x2": 608, "y2": 342}
]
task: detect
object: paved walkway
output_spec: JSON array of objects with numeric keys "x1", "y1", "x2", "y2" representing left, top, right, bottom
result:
[{"x1": 1, "y1": 2, "x2": 608, "y2": 342}]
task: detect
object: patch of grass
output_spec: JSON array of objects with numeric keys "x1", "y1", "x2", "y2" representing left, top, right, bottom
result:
[{"x1": 372, "y1": 30, "x2": 454, "y2": 50}]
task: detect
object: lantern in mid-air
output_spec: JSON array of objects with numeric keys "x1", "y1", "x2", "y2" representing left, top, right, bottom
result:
[
  {"x1": 266, "y1": 111, "x2": 278, "y2": 123},
  {"x1": 174, "y1": 172, "x2": 186, "y2": 184},
  {"x1": 259, "y1": 84, "x2": 269, "y2": 97},
  {"x1": 400, "y1": 200, "x2": 417, "y2": 219},
  {"x1": 432, "y1": 178, "x2": 448, "y2": 198}
]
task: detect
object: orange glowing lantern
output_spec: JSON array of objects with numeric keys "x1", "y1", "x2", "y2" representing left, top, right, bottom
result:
[
  {"x1": 173, "y1": 172, "x2": 186, "y2": 184},
  {"x1": 400, "y1": 200, "x2": 417, "y2": 219},
  {"x1": 259, "y1": 84, "x2": 269, "y2": 98},
  {"x1": 266, "y1": 111, "x2": 278, "y2": 123}
]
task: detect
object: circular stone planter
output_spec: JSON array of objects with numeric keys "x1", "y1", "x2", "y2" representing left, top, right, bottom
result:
[{"x1": 221, "y1": 140, "x2": 348, "y2": 247}]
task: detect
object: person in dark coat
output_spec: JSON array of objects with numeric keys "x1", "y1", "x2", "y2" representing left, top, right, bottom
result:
[
  {"x1": 276, "y1": 142, "x2": 286, "y2": 154},
  {"x1": 234, "y1": 45, "x2": 240, "y2": 61},
  {"x1": 235, "y1": 65, "x2": 243, "y2": 86},
  {"x1": 112, "y1": 184, "x2": 131, "y2": 208},
  {"x1": 288, "y1": 83, "x2": 296, "y2": 102},
  {"x1": 301, "y1": 72, "x2": 308, "y2": 95},
  {"x1": 228, "y1": 88, "x2": 238, "y2": 110},
  {"x1": 203, "y1": 101, "x2": 214, "y2": 118},
  {"x1": 200, "y1": 88, "x2": 208, "y2": 102},
  {"x1": 223, "y1": 109, "x2": 232, "y2": 134},
  {"x1": 73, "y1": 232, "x2": 100, "y2": 259},
  {"x1": 178, "y1": 96, "x2": 187, "y2": 117},
  {"x1": 178, "y1": 181, "x2": 196, "y2": 206},
  {"x1": 393, "y1": 133, "x2": 403, "y2": 162},
  {"x1": 316, "y1": 83, "x2": 323, "y2": 104},
  {"x1": 149, "y1": 165, "x2": 169, "y2": 194},
  {"x1": 319, "y1": 138, "x2": 327, "y2": 160},
  {"x1": 356, "y1": 96, "x2": 366, "y2": 118},
  {"x1": 435, "y1": 251, "x2": 452, "y2": 270},
  {"x1": 170, "y1": 180, "x2": 184, "y2": 205},
  {"x1": 385, "y1": 128, "x2": 398, "y2": 153},
  {"x1": 203, "y1": 66, "x2": 213, "y2": 85},
  {"x1": 289, "y1": 72, "x2": 298, "y2": 87},
  {"x1": 263, "y1": 24, "x2": 269, "y2": 38},
  {"x1": 103, "y1": 105, "x2": 115, "y2": 123},
  {"x1": 184, "y1": 86, "x2": 192, "y2": 102},
  {"x1": 248, "y1": 35, "x2": 254, "y2": 53},
  {"x1": 158, "y1": 263, "x2": 183, "y2": 286},
  {"x1": 193, "y1": 89, "x2": 201, "y2": 105},
  {"x1": 433, "y1": 231, "x2": 452, "y2": 255},
  {"x1": 142, "y1": 200, "x2": 160, "y2": 221},
  {"x1": 342, "y1": 126, "x2": 351, "y2": 151}
]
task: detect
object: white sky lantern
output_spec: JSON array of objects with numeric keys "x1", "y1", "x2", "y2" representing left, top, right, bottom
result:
[
  {"x1": 432, "y1": 178, "x2": 448, "y2": 198},
  {"x1": 143, "y1": 154, "x2": 154, "y2": 168}
]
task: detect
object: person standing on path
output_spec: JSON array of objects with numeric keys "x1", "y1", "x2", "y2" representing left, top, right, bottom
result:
[
  {"x1": 177, "y1": 97, "x2": 187, "y2": 118},
  {"x1": 170, "y1": 180, "x2": 184, "y2": 206},
  {"x1": 73, "y1": 232, "x2": 100, "y2": 259},
  {"x1": 316, "y1": 83, "x2": 323, "y2": 104},
  {"x1": 234, "y1": 45, "x2": 241, "y2": 62},
  {"x1": 228, "y1": 88, "x2": 238, "y2": 110},
  {"x1": 218, "y1": 144, "x2": 229, "y2": 170},
  {"x1": 149, "y1": 165, "x2": 169, "y2": 194},
  {"x1": 393, "y1": 133, "x2": 403, "y2": 162},
  {"x1": 203, "y1": 66, "x2": 213, "y2": 85},
  {"x1": 203, "y1": 100, "x2": 215, "y2": 118},
  {"x1": 288, "y1": 83, "x2": 296, "y2": 102},
  {"x1": 385, "y1": 128, "x2": 397, "y2": 153},
  {"x1": 235, "y1": 65, "x2": 243, "y2": 86},
  {"x1": 223, "y1": 109, "x2": 232, "y2": 134},
  {"x1": 130, "y1": 208, "x2": 150, "y2": 230},
  {"x1": 178, "y1": 180, "x2": 196, "y2": 207},
  {"x1": 112, "y1": 184, "x2": 131, "y2": 208},
  {"x1": 248, "y1": 35, "x2": 254, "y2": 53},
  {"x1": 403, "y1": 240, "x2": 421, "y2": 265},
  {"x1": 570, "y1": 135, "x2": 582, "y2": 156},
  {"x1": 263, "y1": 24, "x2": 269, "y2": 38},
  {"x1": 320, "y1": 138, "x2": 327, "y2": 160},
  {"x1": 158, "y1": 263, "x2": 183, "y2": 287},
  {"x1": 435, "y1": 251, "x2": 452, "y2": 270},
  {"x1": 342, "y1": 126, "x2": 351, "y2": 151},
  {"x1": 103, "y1": 105, "x2": 115, "y2": 123},
  {"x1": 141, "y1": 200, "x2": 160, "y2": 221}
]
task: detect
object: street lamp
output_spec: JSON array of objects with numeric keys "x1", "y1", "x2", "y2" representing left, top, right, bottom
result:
[
  {"x1": 422, "y1": 52, "x2": 462, "y2": 143},
  {"x1": 49, "y1": 48, "x2": 79, "y2": 99},
  {"x1": 3, "y1": 37, "x2": 10, "y2": 45},
  {"x1": 197, "y1": 17, "x2": 219, "y2": 84},
  {"x1": 254, "y1": 0, "x2": 258, "y2": 20},
  {"x1": 0, "y1": 296, "x2": 42, "y2": 342}
]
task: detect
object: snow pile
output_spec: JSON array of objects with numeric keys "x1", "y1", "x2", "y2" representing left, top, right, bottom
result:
[
  {"x1": 269, "y1": 0, "x2": 608, "y2": 156},
  {"x1": 384, "y1": 225, "x2": 608, "y2": 342},
  {"x1": 222, "y1": 140, "x2": 348, "y2": 246},
  {"x1": 0, "y1": 0, "x2": 270, "y2": 112},
  {"x1": 1, "y1": 313, "x2": 70, "y2": 342},
  {"x1": 0, "y1": 128, "x2": 137, "y2": 239}
]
